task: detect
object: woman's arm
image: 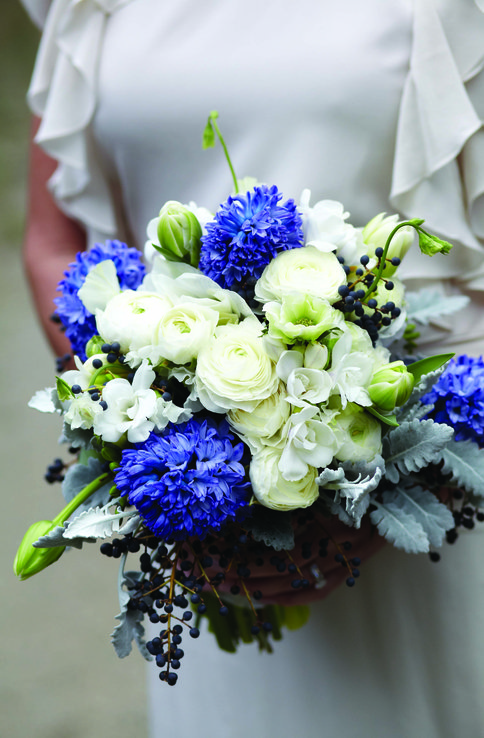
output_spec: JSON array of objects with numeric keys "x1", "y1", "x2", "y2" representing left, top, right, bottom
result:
[{"x1": 23, "y1": 116, "x2": 86, "y2": 358}]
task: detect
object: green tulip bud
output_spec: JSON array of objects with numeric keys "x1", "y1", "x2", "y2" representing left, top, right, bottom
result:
[
  {"x1": 363, "y1": 213, "x2": 414, "y2": 276},
  {"x1": 369, "y1": 360, "x2": 414, "y2": 411},
  {"x1": 13, "y1": 520, "x2": 65, "y2": 581},
  {"x1": 155, "y1": 201, "x2": 202, "y2": 266}
]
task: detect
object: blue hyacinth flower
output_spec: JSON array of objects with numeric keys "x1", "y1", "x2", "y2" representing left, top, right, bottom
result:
[
  {"x1": 423, "y1": 355, "x2": 484, "y2": 444},
  {"x1": 114, "y1": 418, "x2": 250, "y2": 541},
  {"x1": 54, "y1": 240, "x2": 145, "y2": 360},
  {"x1": 199, "y1": 184, "x2": 303, "y2": 291}
]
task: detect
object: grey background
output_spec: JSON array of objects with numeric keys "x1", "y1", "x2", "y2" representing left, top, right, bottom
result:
[{"x1": 1, "y1": 4, "x2": 147, "y2": 736}]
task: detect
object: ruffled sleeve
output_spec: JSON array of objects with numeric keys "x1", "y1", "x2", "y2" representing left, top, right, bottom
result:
[
  {"x1": 24, "y1": 0, "x2": 133, "y2": 242},
  {"x1": 391, "y1": 0, "x2": 484, "y2": 289},
  {"x1": 20, "y1": 0, "x2": 52, "y2": 28}
]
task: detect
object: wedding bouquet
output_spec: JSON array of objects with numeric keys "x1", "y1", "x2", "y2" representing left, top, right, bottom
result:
[{"x1": 15, "y1": 113, "x2": 484, "y2": 686}]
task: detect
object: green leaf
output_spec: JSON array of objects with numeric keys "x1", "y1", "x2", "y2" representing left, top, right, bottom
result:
[
  {"x1": 56, "y1": 376, "x2": 73, "y2": 402},
  {"x1": 367, "y1": 406, "x2": 399, "y2": 427},
  {"x1": 441, "y1": 439, "x2": 484, "y2": 500},
  {"x1": 202, "y1": 110, "x2": 218, "y2": 149},
  {"x1": 370, "y1": 499, "x2": 429, "y2": 553},
  {"x1": 384, "y1": 485, "x2": 454, "y2": 548},
  {"x1": 406, "y1": 353, "x2": 454, "y2": 384},
  {"x1": 383, "y1": 418, "x2": 454, "y2": 484}
]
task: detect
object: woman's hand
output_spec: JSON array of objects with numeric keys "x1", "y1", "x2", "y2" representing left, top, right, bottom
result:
[{"x1": 212, "y1": 516, "x2": 385, "y2": 607}]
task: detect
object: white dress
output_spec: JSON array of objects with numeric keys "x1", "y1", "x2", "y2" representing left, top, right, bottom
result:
[{"x1": 21, "y1": 1, "x2": 484, "y2": 735}]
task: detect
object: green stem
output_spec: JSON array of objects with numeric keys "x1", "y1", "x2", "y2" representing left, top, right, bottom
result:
[
  {"x1": 52, "y1": 472, "x2": 110, "y2": 527},
  {"x1": 210, "y1": 114, "x2": 239, "y2": 195},
  {"x1": 362, "y1": 221, "x2": 416, "y2": 300}
]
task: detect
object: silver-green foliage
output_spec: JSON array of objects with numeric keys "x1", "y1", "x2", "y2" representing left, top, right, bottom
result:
[
  {"x1": 441, "y1": 439, "x2": 484, "y2": 501},
  {"x1": 111, "y1": 562, "x2": 151, "y2": 660},
  {"x1": 383, "y1": 418, "x2": 454, "y2": 484}
]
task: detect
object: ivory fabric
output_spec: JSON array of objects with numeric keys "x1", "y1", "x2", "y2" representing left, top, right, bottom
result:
[{"x1": 21, "y1": 1, "x2": 484, "y2": 736}]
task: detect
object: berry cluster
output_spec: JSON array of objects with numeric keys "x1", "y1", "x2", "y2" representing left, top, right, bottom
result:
[
  {"x1": 99, "y1": 517, "x2": 363, "y2": 686},
  {"x1": 334, "y1": 250, "x2": 402, "y2": 343}
]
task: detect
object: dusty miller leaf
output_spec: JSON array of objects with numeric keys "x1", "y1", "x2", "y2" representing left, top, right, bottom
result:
[
  {"x1": 384, "y1": 485, "x2": 454, "y2": 547},
  {"x1": 397, "y1": 366, "x2": 448, "y2": 419},
  {"x1": 441, "y1": 439, "x2": 484, "y2": 501},
  {"x1": 318, "y1": 459, "x2": 384, "y2": 528},
  {"x1": 63, "y1": 504, "x2": 139, "y2": 541},
  {"x1": 34, "y1": 525, "x2": 86, "y2": 550},
  {"x1": 370, "y1": 497, "x2": 429, "y2": 553},
  {"x1": 59, "y1": 421, "x2": 93, "y2": 450},
  {"x1": 245, "y1": 507, "x2": 295, "y2": 551},
  {"x1": 62, "y1": 457, "x2": 111, "y2": 512},
  {"x1": 406, "y1": 290, "x2": 469, "y2": 325},
  {"x1": 383, "y1": 418, "x2": 454, "y2": 484},
  {"x1": 111, "y1": 566, "x2": 151, "y2": 660}
]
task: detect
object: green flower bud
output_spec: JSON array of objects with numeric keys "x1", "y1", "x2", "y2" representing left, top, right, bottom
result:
[
  {"x1": 363, "y1": 213, "x2": 414, "y2": 276},
  {"x1": 85, "y1": 335, "x2": 105, "y2": 358},
  {"x1": 369, "y1": 360, "x2": 414, "y2": 411},
  {"x1": 13, "y1": 520, "x2": 65, "y2": 581},
  {"x1": 417, "y1": 229, "x2": 453, "y2": 257},
  {"x1": 156, "y1": 201, "x2": 202, "y2": 266}
]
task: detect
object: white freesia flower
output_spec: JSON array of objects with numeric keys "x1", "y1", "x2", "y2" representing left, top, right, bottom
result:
[
  {"x1": 196, "y1": 322, "x2": 278, "y2": 412},
  {"x1": 150, "y1": 397, "x2": 193, "y2": 429},
  {"x1": 250, "y1": 446, "x2": 319, "y2": 511},
  {"x1": 138, "y1": 302, "x2": 219, "y2": 366},
  {"x1": 328, "y1": 331, "x2": 374, "y2": 408},
  {"x1": 92, "y1": 362, "x2": 158, "y2": 443},
  {"x1": 299, "y1": 190, "x2": 366, "y2": 264},
  {"x1": 96, "y1": 290, "x2": 173, "y2": 358},
  {"x1": 279, "y1": 405, "x2": 338, "y2": 481},
  {"x1": 277, "y1": 349, "x2": 333, "y2": 409},
  {"x1": 255, "y1": 246, "x2": 346, "y2": 305},
  {"x1": 331, "y1": 403, "x2": 382, "y2": 462},
  {"x1": 64, "y1": 392, "x2": 104, "y2": 430},
  {"x1": 228, "y1": 381, "x2": 290, "y2": 451},
  {"x1": 62, "y1": 354, "x2": 109, "y2": 392},
  {"x1": 78, "y1": 260, "x2": 121, "y2": 314}
]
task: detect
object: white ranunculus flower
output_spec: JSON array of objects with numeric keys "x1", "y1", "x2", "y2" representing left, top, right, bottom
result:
[
  {"x1": 279, "y1": 405, "x2": 338, "y2": 481},
  {"x1": 144, "y1": 265, "x2": 255, "y2": 325},
  {"x1": 92, "y1": 362, "x2": 158, "y2": 443},
  {"x1": 228, "y1": 381, "x2": 290, "y2": 450},
  {"x1": 196, "y1": 322, "x2": 279, "y2": 412},
  {"x1": 298, "y1": 190, "x2": 366, "y2": 264},
  {"x1": 250, "y1": 445, "x2": 319, "y2": 511},
  {"x1": 145, "y1": 302, "x2": 219, "y2": 366},
  {"x1": 255, "y1": 246, "x2": 347, "y2": 305},
  {"x1": 332, "y1": 403, "x2": 382, "y2": 462},
  {"x1": 96, "y1": 290, "x2": 173, "y2": 358}
]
